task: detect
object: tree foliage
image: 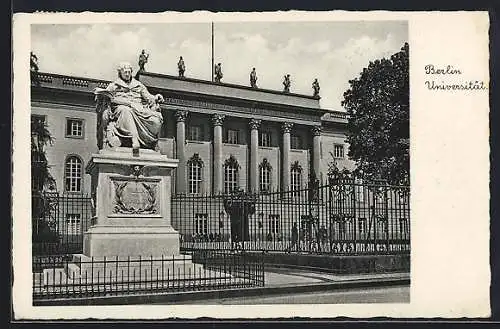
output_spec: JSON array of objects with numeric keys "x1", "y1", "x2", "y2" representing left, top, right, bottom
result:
[
  {"x1": 31, "y1": 116, "x2": 55, "y2": 191},
  {"x1": 31, "y1": 117, "x2": 58, "y2": 242},
  {"x1": 341, "y1": 42, "x2": 409, "y2": 184}
]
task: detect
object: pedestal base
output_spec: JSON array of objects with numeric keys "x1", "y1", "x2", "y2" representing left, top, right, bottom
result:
[
  {"x1": 83, "y1": 224, "x2": 181, "y2": 258},
  {"x1": 43, "y1": 254, "x2": 215, "y2": 286}
]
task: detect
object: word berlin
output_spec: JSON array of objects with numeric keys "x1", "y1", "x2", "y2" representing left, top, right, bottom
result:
[{"x1": 424, "y1": 80, "x2": 487, "y2": 91}]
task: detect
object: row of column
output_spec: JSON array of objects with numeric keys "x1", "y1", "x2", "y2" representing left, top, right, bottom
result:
[{"x1": 174, "y1": 110, "x2": 321, "y2": 194}]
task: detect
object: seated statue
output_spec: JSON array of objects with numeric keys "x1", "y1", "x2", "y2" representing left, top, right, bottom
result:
[{"x1": 95, "y1": 62, "x2": 164, "y2": 154}]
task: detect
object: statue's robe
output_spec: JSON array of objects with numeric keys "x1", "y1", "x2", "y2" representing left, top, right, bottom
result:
[{"x1": 104, "y1": 78, "x2": 163, "y2": 149}]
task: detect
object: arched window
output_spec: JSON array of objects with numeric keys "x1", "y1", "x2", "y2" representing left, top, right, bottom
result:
[
  {"x1": 187, "y1": 153, "x2": 203, "y2": 195},
  {"x1": 290, "y1": 161, "x2": 302, "y2": 192},
  {"x1": 65, "y1": 155, "x2": 83, "y2": 192},
  {"x1": 259, "y1": 158, "x2": 272, "y2": 192},
  {"x1": 224, "y1": 155, "x2": 240, "y2": 194}
]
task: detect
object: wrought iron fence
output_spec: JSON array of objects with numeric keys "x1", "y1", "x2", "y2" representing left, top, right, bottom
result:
[
  {"x1": 33, "y1": 250, "x2": 265, "y2": 301},
  {"x1": 172, "y1": 178, "x2": 410, "y2": 255},
  {"x1": 31, "y1": 179, "x2": 409, "y2": 258},
  {"x1": 32, "y1": 191, "x2": 94, "y2": 256}
]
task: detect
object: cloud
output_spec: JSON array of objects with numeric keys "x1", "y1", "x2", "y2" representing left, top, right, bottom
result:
[{"x1": 31, "y1": 25, "x2": 406, "y2": 111}]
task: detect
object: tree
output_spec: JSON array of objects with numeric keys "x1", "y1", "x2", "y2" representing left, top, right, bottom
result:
[
  {"x1": 31, "y1": 116, "x2": 58, "y2": 242},
  {"x1": 31, "y1": 116, "x2": 55, "y2": 191},
  {"x1": 341, "y1": 42, "x2": 409, "y2": 184}
]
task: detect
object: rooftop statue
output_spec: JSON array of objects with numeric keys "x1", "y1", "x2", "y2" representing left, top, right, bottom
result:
[
  {"x1": 30, "y1": 52, "x2": 39, "y2": 72},
  {"x1": 178, "y1": 56, "x2": 186, "y2": 78},
  {"x1": 283, "y1": 74, "x2": 291, "y2": 93},
  {"x1": 30, "y1": 52, "x2": 40, "y2": 86},
  {"x1": 214, "y1": 63, "x2": 223, "y2": 83},
  {"x1": 250, "y1": 68, "x2": 258, "y2": 88},
  {"x1": 312, "y1": 78, "x2": 320, "y2": 98},
  {"x1": 138, "y1": 49, "x2": 149, "y2": 72},
  {"x1": 94, "y1": 62, "x2": 164, "y2": 155}
]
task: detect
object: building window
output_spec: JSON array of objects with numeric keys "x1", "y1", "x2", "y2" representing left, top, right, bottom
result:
[
  {"x1": 188, "y1": 125, "x2": 203, "y2": 141},
  {"x1": 187, "y1": 154, "x2": 203, "y2": 195},
  {"x1": 65, "y1": 156, "x2": 83, "y2": 192},
  {"x1": 224, "y1": 155, "x2": 240, "y2": 194},
  {"x1": 290, "y1": 135, "x2": 302, "y2": 149},
  {"x1": 334, "y1": 144, "x2": 345, "y2": 158},
  {"x1": 194, "y1": 213, "x2": 208, "y2": 235},
  {"x1": 227, "y1": 129, "x2": 239, "y2": 144},
  {"x1": 65, "y1": 213, "x2": 81, "y2": 235},
  {"x1": 259, "y1": 131, "x2": 272, "y2": 147},
  {"x1": 290, "y1": 161, "x2": 302, "y2": 192},
  {"x1": 66, "y1": 118, "x2": 84, "y2": 138},
  {"x1": 268, "y1": 215, "x2": 280, "y2": 234},
  {"x1": 355, "y1": 178, "x2": 365, "y2": 202},
  {"x1": 259, "y1": 158, "x2": 272, "y2": 192}
]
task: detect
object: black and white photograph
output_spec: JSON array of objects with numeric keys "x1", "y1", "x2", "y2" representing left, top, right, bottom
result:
[
  {"x1": 29, "y1": 19, "x2": 410, "y2": 305},
  {"x1": 13, "y1": 11, "x2": 490, "y2": 319}
]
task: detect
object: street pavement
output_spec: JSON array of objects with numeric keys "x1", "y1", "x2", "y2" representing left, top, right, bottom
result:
[{"x1": 172, "y1": 286, "x2": 410, "y2": 304}]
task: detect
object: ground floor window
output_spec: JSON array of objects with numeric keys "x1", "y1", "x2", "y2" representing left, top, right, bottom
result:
[
  {"x1": 65, "y1": 213, "x2": 81, "y2": 235},
  {"x1": 194, "y1": 213, "x2": 208, "y2": 235}
]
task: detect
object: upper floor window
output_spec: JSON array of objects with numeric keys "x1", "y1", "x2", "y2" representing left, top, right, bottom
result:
[
  {"x1": 259, "y1": 131, "x2": 272, "y2": 147},
  {"x1": 187, "y1": 154, "x2": 203, "y2": 195},
  {"x1": 224, "y1": 155, "x2": 240, "y2": 194},
  {"x1": 334, "y1": 144, "x2": 345, "y2": 158},
  {"x1": 290, "y1": 135, "x2": 302, "y2": 149},
  {"x1": 227, "y1": 129, "x2": 239, "y2": 144},
  {"x1": 259, "y1": 158, "x2": 272, "y2": 192},
  {"x1": 65, "y1": 155, "x2": 83, "y2": 192},
  {"x1": 66, "y1": 118, "x2": 84, "y2": 138},
  {"x1": 188, "y1": 125, "x2": 203, "y2": 141}
]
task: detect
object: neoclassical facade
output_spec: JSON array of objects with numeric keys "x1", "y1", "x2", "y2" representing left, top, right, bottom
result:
[{"x1": 31, "y1": 71, "x2": 355, "y2": 196}]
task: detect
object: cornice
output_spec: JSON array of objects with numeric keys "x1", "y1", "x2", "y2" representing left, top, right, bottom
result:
[{"x1": 30, "y1": 72, "x2": 347, "y2": 125}]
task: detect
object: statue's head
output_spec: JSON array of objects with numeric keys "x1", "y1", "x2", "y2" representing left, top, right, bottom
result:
[{"x1": 117, "y1": 62, "x2": 133, "y2": 82}]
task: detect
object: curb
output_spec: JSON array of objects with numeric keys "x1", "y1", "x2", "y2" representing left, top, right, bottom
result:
[{"x1": 33, "y1": 276, "x2": 410, "y2": 306}]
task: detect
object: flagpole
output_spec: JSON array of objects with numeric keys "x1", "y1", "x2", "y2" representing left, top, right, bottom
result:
[{"x1": 211, "y1": 22, "x2": 214, "y2": 82}]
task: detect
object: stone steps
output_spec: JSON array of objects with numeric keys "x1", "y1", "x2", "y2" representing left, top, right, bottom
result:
[{"x1": 42, "y1": 254, "x2": 232, "y2": 286}]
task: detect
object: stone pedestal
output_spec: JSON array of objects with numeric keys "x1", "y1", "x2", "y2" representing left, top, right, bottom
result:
[{"x1": 83, "y1": 147, "x2": 180, "y2": 258}]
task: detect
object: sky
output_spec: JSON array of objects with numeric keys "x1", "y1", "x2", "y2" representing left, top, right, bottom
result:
[{"x1": 31, "y1": 21, "x2": 407, "y2": 111}]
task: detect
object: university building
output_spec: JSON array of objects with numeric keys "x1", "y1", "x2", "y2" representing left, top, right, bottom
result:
[{"x1": 31, "y1": 71, "x2": 355, "y2": 197}]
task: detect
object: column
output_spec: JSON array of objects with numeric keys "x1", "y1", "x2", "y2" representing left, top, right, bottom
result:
[
  {"x1": 175, "y1": 110, "x2": 188, "y2": 194},
  {"x1": 249, "y1": 119, "x2": 261, "y2": 193},
  {"x1": 281, "y1": 122, "x2": 293, "y2": 192},
  {"x1": 311, "y1": 125, "x2": 322, "y2": 180},
  {"x1": 212, "y1": 114, "x2": 225, "y2": 194}
]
